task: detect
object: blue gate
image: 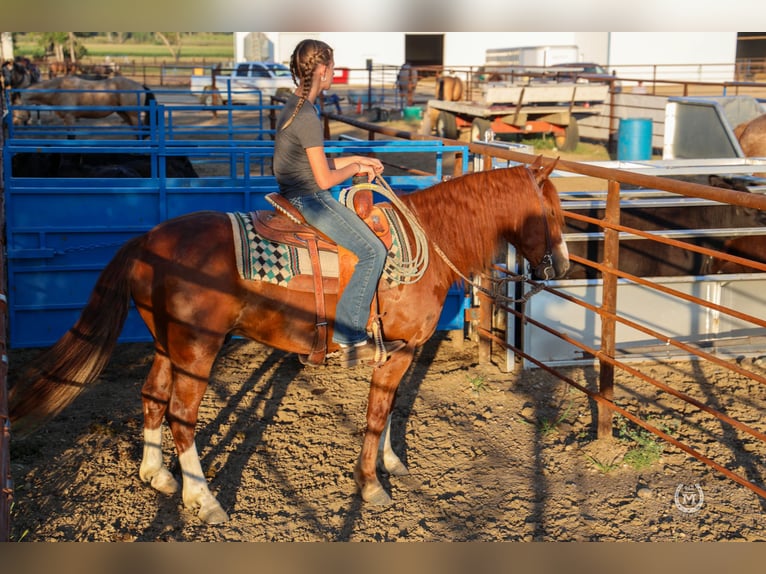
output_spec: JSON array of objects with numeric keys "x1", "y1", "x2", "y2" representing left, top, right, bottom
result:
[{"x1": 3, "y1": 96, "x2": 470, "y2": 348}]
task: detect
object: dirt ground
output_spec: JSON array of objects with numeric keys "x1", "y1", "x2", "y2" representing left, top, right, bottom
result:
[
  {"x1": 8, "y1": 336, "x2": 766, "y2": 542},
  {"x1": 6, "y1": 98, "x2": 766, "y2": 542}
]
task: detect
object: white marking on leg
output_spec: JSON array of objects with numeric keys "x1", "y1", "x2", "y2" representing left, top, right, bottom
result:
[
  {"x1": 378, "y1": 414, "x2": 409, "y2": 476},
  {"x1": 139, "y1": 426, "x2": 178, "y2": 494},
  {"x1": 179, "y1": 443, "x2": 229, "y2": 524}
]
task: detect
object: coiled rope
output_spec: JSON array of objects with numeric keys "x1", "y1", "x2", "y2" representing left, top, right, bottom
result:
[{"x1": 340, "y1": 177, "x2": 430, "y2": 283}]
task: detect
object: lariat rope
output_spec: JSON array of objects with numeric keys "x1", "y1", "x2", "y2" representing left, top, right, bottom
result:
[
  {"x1": 342, "y1": 175, "x2": 546, "y2": 304},
  {"x1": 341, "y1": 178, "x2": 430, "y2": 283}
]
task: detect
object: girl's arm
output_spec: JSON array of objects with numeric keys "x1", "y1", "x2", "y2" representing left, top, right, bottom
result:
[{"x1": 306, "y1": 147, "x2": 384, "y2": 189}]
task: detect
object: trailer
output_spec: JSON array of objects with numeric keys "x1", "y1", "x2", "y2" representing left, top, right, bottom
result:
[
  {"x1": 426, "y1": 82, "x2": 610, "y2": 151},
  {"x1": 485, "y1": 45, "x2": 580, "y2": 68}
]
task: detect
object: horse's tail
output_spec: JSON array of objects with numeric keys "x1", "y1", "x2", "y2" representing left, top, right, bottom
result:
[
  {"x1": 9, "y1": 235, "x2": 145, "y2": 435},
  {"x1": 141, "y1": 84, "x2": 156, "y2": 129}
]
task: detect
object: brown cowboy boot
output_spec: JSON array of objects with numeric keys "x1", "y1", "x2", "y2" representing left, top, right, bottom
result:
[{"x1": 338, "y1": 338, "x2": 406, "y2": 368}]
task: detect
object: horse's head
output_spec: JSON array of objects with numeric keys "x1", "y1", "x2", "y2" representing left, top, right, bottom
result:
[
  {"x1": 515, "y1": 156, "x2": 570, "y2": 280},
  {"x1": 10, "y1": 92, "x2": 31, "y2": 126}
]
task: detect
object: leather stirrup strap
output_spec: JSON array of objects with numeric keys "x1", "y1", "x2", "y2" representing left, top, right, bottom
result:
[
  {"x1": 368, "y1": 293, "x2": 387, "y2": 367},
  {"x1": 302, "y1": 234, "x2": 328, "y2": 365}
]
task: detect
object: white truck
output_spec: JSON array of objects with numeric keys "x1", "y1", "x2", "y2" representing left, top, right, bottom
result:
[{"x1": 190, "y1": 61, "x2": 295, "y2": 105}]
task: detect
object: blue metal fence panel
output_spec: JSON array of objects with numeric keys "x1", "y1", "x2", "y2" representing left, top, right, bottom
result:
[{"x1": 4, "y1": 99, "x2": 470, "y2": 348}]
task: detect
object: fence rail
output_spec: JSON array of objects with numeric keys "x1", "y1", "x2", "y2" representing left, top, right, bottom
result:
[
  {"x1": 474, "y1": 147, "x2": 766, "y2": 502},
  {"x1": 314, "y1": 110, "x2": 766, "y2": 503}
]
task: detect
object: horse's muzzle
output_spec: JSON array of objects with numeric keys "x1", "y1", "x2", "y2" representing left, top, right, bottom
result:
[{"x1": 531, "y1": 253, "x2": 556, "y2": 280}]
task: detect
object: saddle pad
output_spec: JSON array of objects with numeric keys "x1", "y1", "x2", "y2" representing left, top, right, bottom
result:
[{"x1": 227, "y1": 208, "x2": 412, "y2": 286}]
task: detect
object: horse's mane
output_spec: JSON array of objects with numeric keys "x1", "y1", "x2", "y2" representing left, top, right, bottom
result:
[{"x1": 403, "y1": 165, "x2": 555, "y2": 281}]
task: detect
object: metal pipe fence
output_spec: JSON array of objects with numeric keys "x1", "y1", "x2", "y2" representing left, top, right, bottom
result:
[
  {"x1": 470, "y1": 147, "x2": 766, "y2": 502},
  {"x1": 319, "y1": 108, "x2": 766, "y2": 501}
]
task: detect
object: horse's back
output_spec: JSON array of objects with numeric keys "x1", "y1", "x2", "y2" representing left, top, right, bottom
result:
[{"x1": 738, "y1": 113, "x2": 766, "y2": 157}]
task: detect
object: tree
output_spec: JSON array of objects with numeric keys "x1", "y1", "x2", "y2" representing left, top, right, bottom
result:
[
  {"x1": 154, "y1": 32, "x2": 184, "y2": 62},
  {"x1": 37, "y1": 32, "x2": 87, "y2": 62}
]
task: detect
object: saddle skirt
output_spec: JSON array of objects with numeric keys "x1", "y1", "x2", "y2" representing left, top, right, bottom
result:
[{"x1": 227, "y1": 201, "x2": 412, "y2": 293}]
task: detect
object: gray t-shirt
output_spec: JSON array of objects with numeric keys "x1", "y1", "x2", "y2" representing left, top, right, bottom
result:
[{"x1": 273, "y1": 94, "x2": 324, "y2": 199}]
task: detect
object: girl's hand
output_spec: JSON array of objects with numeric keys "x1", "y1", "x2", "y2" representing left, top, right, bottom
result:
[{"x1": 358, "y1": 159, "x2": 384, "y2": 181}]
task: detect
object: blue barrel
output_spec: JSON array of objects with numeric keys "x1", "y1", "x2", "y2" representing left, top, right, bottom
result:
[{"x1": 617, "y1": 118, "x2": 652, "y2": 160}]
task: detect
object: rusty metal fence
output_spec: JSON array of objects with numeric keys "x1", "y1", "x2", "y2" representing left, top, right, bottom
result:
[
  {"x1": 321, "y1": 110, "x2": 766, "y2": 501},
  {"x1": 470, "y1": 145, "x2": 766, "y2": 501},
  {"x1": 1, "y1": 99, "x2": 10, "y2": 542}
]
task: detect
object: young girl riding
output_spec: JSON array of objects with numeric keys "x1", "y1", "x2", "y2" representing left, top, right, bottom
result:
[{"x1": 273, "y1": 39, "x2": 406, "y2": 367}]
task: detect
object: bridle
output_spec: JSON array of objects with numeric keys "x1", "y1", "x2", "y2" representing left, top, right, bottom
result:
[{"x1": 526, "y1": 165, "x2": 556, "y2": 281}]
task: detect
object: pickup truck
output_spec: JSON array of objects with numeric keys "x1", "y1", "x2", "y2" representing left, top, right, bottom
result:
[{"x1": 190, "y1": 61, "x2": 295, "y2": 104}]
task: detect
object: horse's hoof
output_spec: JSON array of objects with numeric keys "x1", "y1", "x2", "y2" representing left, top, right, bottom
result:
[
  {"x1": 361, "y1": 483, "x2": 393, "y2": 506},
  {"x1": 198, "y1": 502, "x2": 230, "y2": 524},
  {"x1": 142, "y1": 468, "x2": 179, "y2": 495},
  {"x1": 385, "y1": 459, "x2": 410, "y2": 477}
]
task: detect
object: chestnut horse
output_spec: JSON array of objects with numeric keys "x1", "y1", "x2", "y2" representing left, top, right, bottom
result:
[
  {"x1": 9, "y1": 159, "x2": 569, "y2": 524},
  {"x1": 733, "y1": 112, "x2": 766, "y2": 159},
  {"x1": 11, "y1": 75, "x2": 155, "y2": 128}
]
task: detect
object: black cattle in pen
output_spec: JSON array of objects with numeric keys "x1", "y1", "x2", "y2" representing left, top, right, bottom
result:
[
  {"x1": 564, "y1": 175, "x2": 764, "y2": 279},
  {"x1": 10, "y1": 152, "x2": 199, "y2": 179}
]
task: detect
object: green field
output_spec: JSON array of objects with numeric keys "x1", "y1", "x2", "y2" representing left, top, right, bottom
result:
[{"x1": 12, "y1": 32, "x2": 235, "y2": 62}]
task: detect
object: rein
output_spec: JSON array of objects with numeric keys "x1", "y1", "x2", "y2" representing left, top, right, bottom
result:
[{"x1": 367, "y1": 171, "x2": 554, "y2": 304}]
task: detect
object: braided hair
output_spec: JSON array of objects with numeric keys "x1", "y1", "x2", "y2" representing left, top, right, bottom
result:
[{"x1": 280, "y1": 39, "x2": 334, "y2": 131}]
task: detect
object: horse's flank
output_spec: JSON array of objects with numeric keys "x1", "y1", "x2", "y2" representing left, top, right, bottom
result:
[
  {"x1": 734, "y1": 113, "x2": 766, "y2": 159},
  {"x1": 13, "y1": 75, "x2": 154, "y2": 127}
]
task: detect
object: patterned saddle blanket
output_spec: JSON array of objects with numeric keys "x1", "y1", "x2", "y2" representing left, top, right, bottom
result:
[{"x1": 227, "y1": 205, "x2": 412, "y2": 290}]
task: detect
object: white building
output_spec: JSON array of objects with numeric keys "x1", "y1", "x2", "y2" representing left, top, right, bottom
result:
[{"x1": 235, "y1": 32, "x2": 742, "y2": 82}]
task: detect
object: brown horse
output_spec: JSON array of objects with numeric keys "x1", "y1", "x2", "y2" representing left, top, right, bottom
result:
[
  {"x1": 733, "y1": 112, "x2": 766, "y2": 159},
  {"x1": 11, "y1": 75, "x2": 155, "y2": 128},
  {"x1": 436, "y1": 74, "x2": 464, "y2": 102},
  {"x1": 9, "y1": 159, "x2": 569, "y2": 524}
]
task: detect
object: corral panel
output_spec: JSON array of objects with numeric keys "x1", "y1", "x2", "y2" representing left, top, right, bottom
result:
[{"x1": 4, "y1": 130, "x2": 468, "y2": 347}]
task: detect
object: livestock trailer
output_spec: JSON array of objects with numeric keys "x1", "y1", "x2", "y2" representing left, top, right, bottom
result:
[
  {"x1": 426, "y1": 82, "x2": 609, "y2": 151},
  {"x1": 3, "y1": 94, "x2": 471, "y2": 348}
]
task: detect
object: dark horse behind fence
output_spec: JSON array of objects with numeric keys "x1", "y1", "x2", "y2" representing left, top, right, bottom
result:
[
  {"x1": 9, "y1": 158, "x2": 569, "y2": 525},
  {"x1": 11, "y1": 75, "x2": 156, "y2": 130}
]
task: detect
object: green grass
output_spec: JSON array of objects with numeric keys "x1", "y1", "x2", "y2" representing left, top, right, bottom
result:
[
  {"x1": 616, "y1": 416, "x2": 665, "y2": 470},
  {"x1": 586, "y1": 453, "x2": 621, "y2": 474},
  {"x1": 537, "y1": 401, "x2": 573, "y2": 437},
  {"x1": 466, "y1": 373, "x2": 491, "y2": 395},
  {"x1": 13, "y1": 33, "x2": 234, "y2": 62}
]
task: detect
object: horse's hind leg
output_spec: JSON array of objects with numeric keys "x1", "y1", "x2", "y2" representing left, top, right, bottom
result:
[
  {"x1": 139, "y1": 351, "x2": 180, "y2": 495},
  {"x1": 166, "y1": 351, "x2": 229, "y2": 524},
  {"x1": 379, "y1": 414, "x2": 409, "y2": 476}
]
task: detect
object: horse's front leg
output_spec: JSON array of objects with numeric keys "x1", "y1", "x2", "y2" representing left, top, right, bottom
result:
[{"x1": 355, "y1": 349, "x2": 414, "y2": 505}]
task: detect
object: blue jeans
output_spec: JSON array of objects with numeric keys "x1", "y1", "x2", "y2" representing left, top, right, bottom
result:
[{"x1": 289, "y1": 192, "x2": 387, "y2": 346}]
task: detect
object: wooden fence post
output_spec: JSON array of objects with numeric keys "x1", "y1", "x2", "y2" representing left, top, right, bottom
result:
[{"x1": 597, "y1": 178, "x2": 621, "y2": 439}]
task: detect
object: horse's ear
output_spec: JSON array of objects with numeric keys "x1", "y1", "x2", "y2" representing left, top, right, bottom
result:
[
  {"x1": 529, "y1": 155, "x2": 544, "y2": 170},
  {"x1": 535, "y1": 156, "x2": 559, "y2": 185}
]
